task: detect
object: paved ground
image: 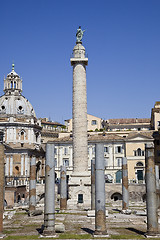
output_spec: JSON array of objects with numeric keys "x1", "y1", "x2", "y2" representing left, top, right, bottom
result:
[{"x1": 2, "y1": 201, "x2": 158, "y2": 240}]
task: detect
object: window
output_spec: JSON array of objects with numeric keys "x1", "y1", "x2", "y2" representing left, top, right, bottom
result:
[
  {"x1": 20, "y1": 131, "x2": 24, "y2": 141},
  {"x1": 136, "y1": 162, "x2": 143, "y2": 167},
  {"x1": 55, "y1": 159, "x2": 57, "y2": 167},
  {"x1": 78, "y1": 194, "x2": 83, "y2": 203},
  {"x1": 157, "y1": 121, "x2": 160, "y2": 127},
  {"x1": 64, "y1": 148, "x2": 68, "y2": 155},
  {"x1": 92, "y1": 146, "x2": 95, "y2": 154},
  {"x1": 17, "y1": 106, "x2": 24, "y2": 114},
  {"x1": 134, "y1": 148, "x2": 144, "y2": 157},
  {"x1": 54, "y1": 148, "x2": 57, "y2": 155},
  {"x1": 104, "y1": 147, "x2": 108, "y2": 153},
  {"x1": 137, "y1": 148, "x2": 141, "y2": 156},
  {"x1": 116, "y1": 146, "x2": 122, "y2": 153},
  {"x1": 35, "y1": 132, "x2": 39, "y2": 142},
  {"x1": 63, "y1": 159, "x2": 69, "y2": 167},
  {"x1": 117, "y1": 158, "x2": 122, "y2": 167},
  {"x1": 91, "y1": 120, "x2": 97, "y2": 125}
]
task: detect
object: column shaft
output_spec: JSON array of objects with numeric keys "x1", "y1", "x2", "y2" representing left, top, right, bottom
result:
[
  {"x1": 155, "y1": 165, "x2": 160, "y2": 209},
  {"x1": 145, "y1": 143, "x2": 158, "y2": 235},
  {"x1": 43, "y1": 143, "x2": 55, "y2": 235},
  {"x1": 29, "y1": 156, "x2": 36, "y2": 211},
  {"x1": 122, "y1": 157, "x2": 129, "y2": 210},
  {"x1": 91, "y1": 159, "x2": 95, "y2": 210},
  {"x1": 72, "y1": 63, "x2": 88, "y2": 173},
  {"x1": 0, "y1": 144, "x2": 4, "y2": 234},
  {"x1": 95, "y1": 143, "x2": 107, "y2": 235},
  {"x1": 60, "y1": 166, "x2": 67, "y2": 210}
]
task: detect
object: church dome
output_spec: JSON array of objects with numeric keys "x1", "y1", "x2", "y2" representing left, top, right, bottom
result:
[{"x1": 0, "y1": 94, "x2": 36, "y2": 117}]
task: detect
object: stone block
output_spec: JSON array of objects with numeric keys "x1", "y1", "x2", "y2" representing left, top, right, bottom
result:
[{"x1": 55, "y1": 224, "x2": 65, "y2": 233}]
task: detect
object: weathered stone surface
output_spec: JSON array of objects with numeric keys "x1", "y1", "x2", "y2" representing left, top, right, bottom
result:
[
  {"x1": 55, "y1": 224, "x2": 65, "y2": 233},
  {"x1": 87, "y1": 210, "x2": 108, "y2": 217}
]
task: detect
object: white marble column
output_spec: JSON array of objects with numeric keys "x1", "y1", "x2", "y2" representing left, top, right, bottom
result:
[
  {"x1": 5, "y1": 157, "x2": 9, "y2": 176},
  {"x1": 28, "y1": 156, "x2": 30, "y2": 175},
  {"x1": 69, "y1": 147, "x2": 73, "y2": 167},
  {"x1": 59, "y1": 147, "x2": 63, "y2": 167},
  {"x1": 21, "y1": 155, "x2": 24, "y2": 176},
  {"x1": 10, "y1": 156, "x2": 13, "y2": 176},
  {"x1": 89, "y1": 146, "x2": 92, "y2": 167},
  {"x1": 24, "y1": 155, "x2": 28, "y2": 176},
  {"x1": 71, "y1": 42, "x2": 88, "y2": 174}
]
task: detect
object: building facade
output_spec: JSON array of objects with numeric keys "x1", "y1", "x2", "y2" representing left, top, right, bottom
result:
[
  {"x1": 50, "y1": 130, "x2": 153, "y2": 183},
  {"x1": 0, "y1": 65, "x2": 44, "y2": 186}
]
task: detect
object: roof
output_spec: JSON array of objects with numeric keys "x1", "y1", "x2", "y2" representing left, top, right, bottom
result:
[
  {"x1": 41, "y1": 120, "x2": 64, "y2": 126},
  {"x1": 107, "y1": 118, "x2": 150, "y2": 124},
  {"x1": 49, "y1": 131, "x2": 154, "y2": 144}
]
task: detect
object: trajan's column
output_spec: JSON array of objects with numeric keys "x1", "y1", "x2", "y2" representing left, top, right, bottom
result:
[{"x1": 68, "y1": 27, "x2": 91, "y2": 208}]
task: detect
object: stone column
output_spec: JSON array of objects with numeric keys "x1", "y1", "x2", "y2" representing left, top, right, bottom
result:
[
  {"x1": 69, "y1": 147, "x2": 72, "y2": 167},
  {"x1": 91, "y1": 159, "x2": 95, "y2": 210},
  {"x1": 94, "y1": 143, "x2": 108, "y2": 236},
  {"x1": 43, "y1": 143, "x2": 55, "y2": 236},
  {"x1": 59, "y1": 147, "x2": 63, "y2": 167},
  {"x1": 122, "y1": 157, "x2": 129, "y2": 210},
  {"x1": 5, "y1": 156, "x2": 9, "y2": 176},
  {"x1": 71, "y1": 42, "x2": 88, "y2": 174},
  {"x1": 10, "y1": 155, "x2": 13, "y2": 176},
  {"x1": 60, "y1": 165, "x2": 67, "y2": 210},
  {"x1": 0, "y1": 143, "x2": 5, "y2": 237},
  {"x1": 145, "y1": 143, "x2": 159, "y2": 236},
  {"x1": 68, "y1": 36, "x2": 91, "y2": 209},
  {"x1": 155, "y1": 165, "x2": 160, "y2": 209},
  {"x1": 21, "y1": 155, "x2": 24, "y2": 176},
  {"x1": 29, "y1": 156, "x2": 36, "y2": 211}
]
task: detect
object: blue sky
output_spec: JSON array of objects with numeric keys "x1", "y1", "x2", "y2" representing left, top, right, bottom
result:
[{"x1": 0, "y1": 0, "x2": 160, "y2": 123}]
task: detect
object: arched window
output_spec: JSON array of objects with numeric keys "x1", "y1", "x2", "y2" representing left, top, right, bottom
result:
[
  {"x1": 134, "y1": 148, "x2": 144, "y2": 156},
  {"x1": 21, "y1": 131, "x2": 24, "y2": 140},
  {"x1": 137, "y1": 148, "x2": 141, "y2": 156},
  {"x1": 136, "y1": 161, "x2": 144, "y2": 167},
  {"x1": 11, "y1": 81, "x2": 13, "y2": 88}
]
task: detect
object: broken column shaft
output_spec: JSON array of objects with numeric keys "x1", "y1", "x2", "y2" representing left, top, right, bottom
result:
[
  {"x1": 0, "y1": 143, "x2": 4, "y2": 236},
  {"x1": 60, "y1": 165, "x2": 67, "y2": 210},
  {"x1": 145, "y1": 143, "x2": 158, "y2": 236},
  {"x1": 29, "y1": 156, "x2": 36, "y2": 211},
  {"x1": 91, "y1": 159, "x2": 95, "y2": 210},
  {"x1": 43, "y1": 143, "x2": 55, "y2": 235},
  {"x1": 95, "y1": 143, "x2": 107, "y2": 235},
  {"x1": 122, "y1": 157, "x2": 129, "y2": 210}
]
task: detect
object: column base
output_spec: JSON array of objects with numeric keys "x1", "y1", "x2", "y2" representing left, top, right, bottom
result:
[
  {"x1": 68, "y1": 173, "x2": 91, "y2": 209},
  {"x1": 40, "y1": 231, "x2": 57, "y2": 238},
  {"x1": 93, "y1": 231, "x2": 109, "y2": 238},
  {"x1": 144, "y1": 232, "x2": 160, "y2": 238},
  {"x1": 0, "y1": 233, "x2": 6, "y2": 239}
]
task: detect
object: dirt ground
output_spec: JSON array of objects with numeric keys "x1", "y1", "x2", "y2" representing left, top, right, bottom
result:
[{"x1": 2, "y1": 201, "x2": 159, "y2": 240}]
